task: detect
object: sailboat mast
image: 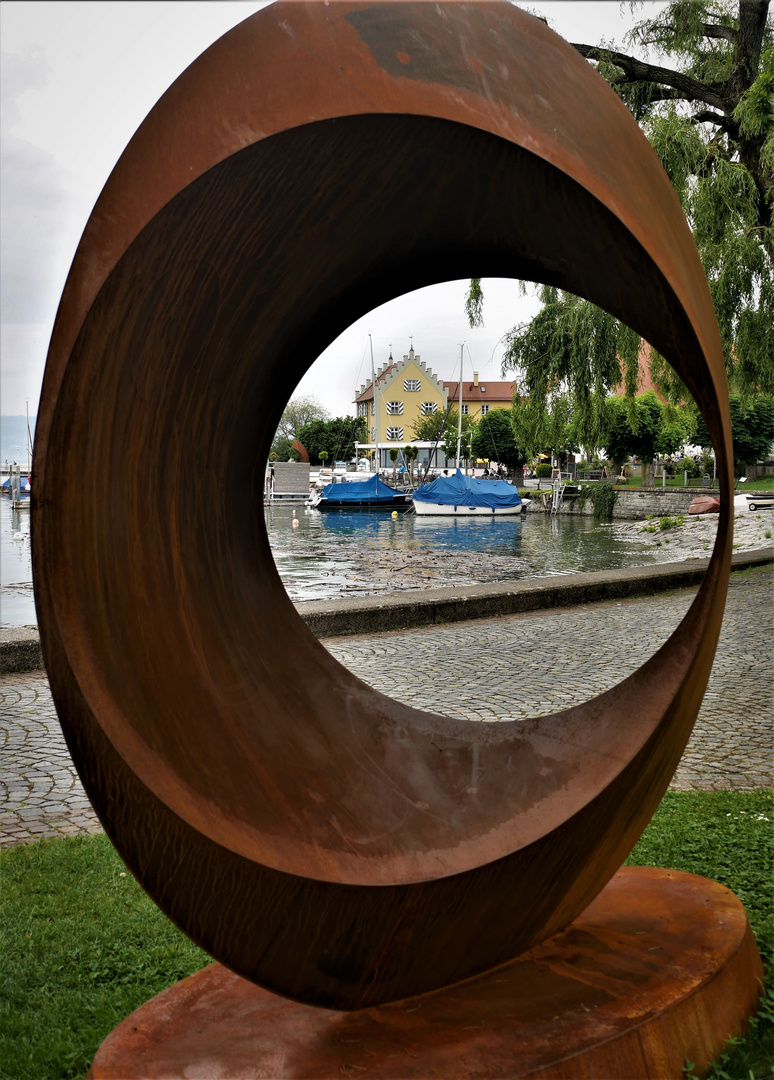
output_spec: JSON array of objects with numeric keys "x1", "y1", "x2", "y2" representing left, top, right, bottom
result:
[
  {"x1": 456, "y1": 343, "x2": 463, "y2": 470},
  {"x1": 26, "y1": 400, "x2": 31, "y2": 472},
  {"x1": 369, "y1": 334, "x2": 379, "y2": 476}
]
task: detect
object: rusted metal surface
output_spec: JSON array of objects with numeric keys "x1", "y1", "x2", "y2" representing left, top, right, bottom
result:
[
  {"x1": 33, "y1": 2, "x2": 734, "y2": 1009},
  {"x1": 290, "y1": 440, "x2": 310, "y2": 463},
  {"x1": 88, "y1": 868, "x2": 763, "y2": 1078}
]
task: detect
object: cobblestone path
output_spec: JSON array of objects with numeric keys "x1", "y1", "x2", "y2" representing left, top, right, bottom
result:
[{"x1": 2, "y1": 565, "x2": 771, "y2": 848}]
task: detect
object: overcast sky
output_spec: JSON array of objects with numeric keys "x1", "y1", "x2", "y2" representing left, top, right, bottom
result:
[{"x1": 1, "y1": 1, "x2": 670, "y2": 419}]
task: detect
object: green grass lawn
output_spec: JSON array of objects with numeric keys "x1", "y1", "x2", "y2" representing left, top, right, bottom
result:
[
  {"x1": 2, "y1": 790, "x2": 772, "y2": 1080},
  {"x1": 616, "y1": 475, "x2": 774, "y2": 491}
]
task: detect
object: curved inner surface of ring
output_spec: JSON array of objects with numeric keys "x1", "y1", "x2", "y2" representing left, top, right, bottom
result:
[{"x1": 44, "y1": 114, "x2": 725, "y2": 887}]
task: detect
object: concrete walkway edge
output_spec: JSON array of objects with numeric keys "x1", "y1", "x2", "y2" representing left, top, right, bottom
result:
[
  {"x1": 302, "y1": 549, "x2": 773, "y2": 638},
  {"x1": 3, "y1": 548, "x2": 771, "y2": 672}
]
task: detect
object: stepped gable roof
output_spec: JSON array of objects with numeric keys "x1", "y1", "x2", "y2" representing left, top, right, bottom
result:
[
  {"x1": 443, "y1": 380, "x2": 516, "y2": 403},
  {"x1": 354, "y1": 347, "x2": 446, "y2": 403},
  {"x1": 354, "y1": 362, "x2": 397, "y2": 403}
]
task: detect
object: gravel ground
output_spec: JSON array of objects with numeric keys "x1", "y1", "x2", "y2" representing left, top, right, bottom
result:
[{"x1": 610, "y1": 503, "x2": 772, "y2": 559}]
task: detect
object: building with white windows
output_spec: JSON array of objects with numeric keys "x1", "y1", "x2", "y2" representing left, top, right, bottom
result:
[{"x1": 353, "y1": 344, "x2": 517, "y2": 472}]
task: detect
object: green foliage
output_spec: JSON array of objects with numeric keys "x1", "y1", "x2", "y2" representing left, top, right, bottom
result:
[
  {"x1": 535, "y1": 463, "x2": 553, "y2": 478},
  {"x1": 500, "y1": 288, "x2": 640, "y2": 447},
  {"x1": 627, "y1": 789, "x2": 774, "y2": 1080},
  {"x1": 470, "y1": 0, "x2": 774, "y2": 428},
  {"x1": 411, "y1": 410, "x2": 448, "y2": 442},
  {"x1": 471, "y1": 408, "x2": 524, "y2": 468},
  {"x1": 675, "y1": 455, "x2": 701, "y2": 478},
  {"x1": 465, "y1": 277, "x2": 485, "y2": 327},
  {"x1": 693, "y1": 393, "x2": 774, "y2": 462},
  {"x1": 603, "y1": 392, "x2": 693, "y2": 464},
  {"x1": 270, "y1": 435, "x2": 295, "y2": 462},
  {"x1": 273, "y1": 395, "x2": 330, "y2": 458},
  {"x1": 659, "y1": 514, "x2": 685, "y2": 530},
  {"x1": 576, "y1": 481, "x2": 618, "y2": 518},
  {"x1": 296, "y1": 416, "x2": 365, "y2": 465},
  {"x1": 0, "y1": 834, "x2": 209, "y2": 1080},
  {"x1": 442, "y1": 414, "x2": 477, "y2": 465},
  {"x1": 511, "y1": 392, "x2": 579, "y2": 465}
]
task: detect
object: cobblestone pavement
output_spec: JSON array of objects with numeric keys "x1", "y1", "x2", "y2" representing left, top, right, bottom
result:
[{"x1": 1, "y1": 565, "x2": 772, "y2": 848}]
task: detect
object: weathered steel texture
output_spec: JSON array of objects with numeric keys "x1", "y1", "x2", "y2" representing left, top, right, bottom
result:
[
  {"x1": 87, "y1": 868, "x2": 764, "y2": 1078},
  {"x1": 32, "y1": 2, "x2": 733, "y2": 1009},
  {"x1": 290, "y1": 440, "x2": 310, "y2": 463}
]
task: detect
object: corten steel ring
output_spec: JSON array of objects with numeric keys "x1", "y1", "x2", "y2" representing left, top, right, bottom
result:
[{"x1": 33, "y1": 2, "x2": 733, "y2": 1010}]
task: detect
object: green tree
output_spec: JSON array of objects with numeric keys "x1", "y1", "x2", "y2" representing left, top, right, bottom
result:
[
  {"x1": 692, "y1": 393, "x2": 774, "y2": 467},
  {"x1": 389, "y1": 447, "x2": 399, "y2": 483},
  {"x1": 469, "y1": 1, "x2": 773, "y2": 426},
  {"x1": 276, "y1": 395, "x2": 330, "y2": 441},
  {"x1": 602, "y1": 392, "x2": 693, "y2": 483},
  {"x1": 402, "y1": 444, "x2": 419, "y2": 483},
  {"x1": 297, "y1": 416, "x2": 366, "y2": 465},
  {"x1": 272, "y1": 395, "x2": 330, "y2": 458},
  {"x1": 471, "y1": 408, "x2": 527, "y2": 483},
  {"x1": 511, "y1": 392, "x2": 580, "y2": 469},
  {"x1": 270, "y1": 435, "x2": 296, "y2": 462},
  {"x1": 411, "y1": 410, "x2": 448, "y2": 442},
  {"x1": 441, "y1": 414, "x2": 478, "y2": 471}
]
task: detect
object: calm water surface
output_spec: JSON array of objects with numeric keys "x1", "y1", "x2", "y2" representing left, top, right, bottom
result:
[
  {"x1": 1, "y1": 494, "x2": 663, "y2": 625},
  {"x1": 264, "y1": 502, "x2": 661, "y2": 602},
  {"x1": 1, "y1": 493, "x2": 33, "y2": 626}
]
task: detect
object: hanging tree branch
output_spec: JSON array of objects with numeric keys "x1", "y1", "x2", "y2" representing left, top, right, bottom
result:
[{"x1": 571, "y1": 44, "x2": 729, "y2": 112}]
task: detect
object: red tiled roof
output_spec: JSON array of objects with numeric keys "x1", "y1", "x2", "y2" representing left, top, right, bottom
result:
[
  {"x1": 355, "y1": 374, "x2": 516, "y2": 405},
  {"x1": 443, "y1": 381, "x2": 516, "y2": 402}
]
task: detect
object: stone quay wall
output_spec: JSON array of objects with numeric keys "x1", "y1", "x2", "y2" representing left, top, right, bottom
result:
[{"x1": 526, "y1": 486, "x2": 714, "y2": 520}]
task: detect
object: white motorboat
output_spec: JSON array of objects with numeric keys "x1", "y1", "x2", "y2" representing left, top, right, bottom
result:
[{"x1": 412, "y1": 469, "x2": 529, "y2": 516}]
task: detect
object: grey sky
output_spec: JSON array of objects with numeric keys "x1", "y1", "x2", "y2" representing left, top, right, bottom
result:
[{"x1": 1, "y1": 0, "x2": 669, "y2": 417}]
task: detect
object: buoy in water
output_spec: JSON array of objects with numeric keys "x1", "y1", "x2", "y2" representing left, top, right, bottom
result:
[{"x1": 391, "y1": 511, "x2": 398, "y2": 519}]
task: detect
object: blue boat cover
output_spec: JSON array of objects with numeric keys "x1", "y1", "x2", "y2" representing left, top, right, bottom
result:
[
  {"x1": 412, "y1": 470, "x2": 522, "y2": 508},
  {"x1": 321, "y1": 475, "x2": 397, "y2": 504}
]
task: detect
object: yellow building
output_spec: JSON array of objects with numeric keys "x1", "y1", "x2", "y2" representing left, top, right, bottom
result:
[{"x1": 354, "y1": 344, "x2": 516, "y2": 471}]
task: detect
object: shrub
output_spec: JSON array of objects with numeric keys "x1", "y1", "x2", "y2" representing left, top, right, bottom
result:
[
  {"x1": 659, "y1": 514, "x2": 685, "y2": 531},
  {"x1": 576, "y1": 481, "x2": 618, "y2": 518},
  {"x1": 675, "y1": 456, "x2": 700, "y2": 479},
  {"x1": 536, "y1": 463, "x2": 553, "y2": 478}
]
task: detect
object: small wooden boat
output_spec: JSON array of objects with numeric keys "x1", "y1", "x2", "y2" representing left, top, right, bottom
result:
[{"x1": 688, "y1": 495, "x2": 720, "y2": 515}]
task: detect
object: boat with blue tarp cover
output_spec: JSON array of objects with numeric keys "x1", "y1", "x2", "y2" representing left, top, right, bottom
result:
[
  {"x1": 307, "y1": 474, "x2": 412, "y2": 511},
  {"x1": 413, "y1": 469, "x2": 530, "y2": 516}
]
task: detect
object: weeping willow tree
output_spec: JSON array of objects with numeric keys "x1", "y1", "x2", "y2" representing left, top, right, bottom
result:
[{"x1": 469, "y1": 0, "x2": 773, "y2": 447}]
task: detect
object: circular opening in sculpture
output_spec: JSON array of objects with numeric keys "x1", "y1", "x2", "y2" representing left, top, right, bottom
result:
[{"x1": 42, "y1": 114, "x2": 725, "y2": 888}]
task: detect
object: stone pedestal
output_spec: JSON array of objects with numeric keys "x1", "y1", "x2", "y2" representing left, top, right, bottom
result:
[{"x1": 88, "y1": 867, "x2": 762, "y2": 1079}]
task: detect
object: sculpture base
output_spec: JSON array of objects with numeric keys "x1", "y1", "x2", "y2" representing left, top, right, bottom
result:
[{"x1": 89, "y1": 868, "x2": 762, "y2": 1079}]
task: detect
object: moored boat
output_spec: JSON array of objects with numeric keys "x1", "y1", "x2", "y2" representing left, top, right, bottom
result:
[
  {"x1": 307, "y1": 474, "x2": 411, "y2": 511},
  {"x1": 746, "y1": 493, "x2": 774, "y2": 511},
  {"x1": 688, "y1": 495, "x2": 721, "y2": 515},
  {"x1": 412, "y1": 469, "x2": 529, "y2": 516}
]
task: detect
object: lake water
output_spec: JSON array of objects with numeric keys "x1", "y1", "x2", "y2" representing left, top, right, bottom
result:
[
  {"x1": 1, "y1": 495, "x2": 663, "y2": 626},
  {"x1": 1, "y1": 493, "x2": 33, "y2": 627}
]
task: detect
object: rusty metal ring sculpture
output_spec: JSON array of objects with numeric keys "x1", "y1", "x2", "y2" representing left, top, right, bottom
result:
[{"x1": 33, "y1": 2, "x2": 732, "y2": 1010}]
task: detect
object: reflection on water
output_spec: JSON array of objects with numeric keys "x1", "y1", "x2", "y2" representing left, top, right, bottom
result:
[
  {"x1": 264, "y1": 503, "x2": 661, "y2": 602},
  {"x1": 1, "y1": 493, "x2": 33, "y2": 626},
  {"x1": 1, "y1": 495, "x2": 667, "y2": 626}
]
